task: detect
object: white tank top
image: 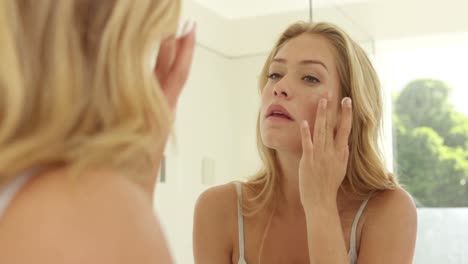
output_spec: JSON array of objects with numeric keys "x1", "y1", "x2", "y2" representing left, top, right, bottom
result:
[{"x1": 0, "y1": 173, "x2": 34, "y2": 219}]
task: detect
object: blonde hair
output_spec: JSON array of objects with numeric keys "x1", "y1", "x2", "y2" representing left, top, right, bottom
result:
[
  {"x1": 245, "y1": 21, "x2": 399, "y2": 214},
  {"x1": 0, "y1": 0, "x2": 180, "y2": 187}
]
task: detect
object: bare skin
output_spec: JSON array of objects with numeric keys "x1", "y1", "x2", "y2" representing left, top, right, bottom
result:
[
  {"x1": 193, "y1": 33, "x2": 417, "y2": 264},
  {"x1": 0, "y1": 23, "x2": 196, "y2": 264},
  {"x1": 195, "y1": 183, "x2": 378, "y2": 264}
]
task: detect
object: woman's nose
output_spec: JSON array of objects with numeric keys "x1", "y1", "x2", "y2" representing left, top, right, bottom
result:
[{"x1": 273, "y1": 83, "x2": 290, "y2": 98}]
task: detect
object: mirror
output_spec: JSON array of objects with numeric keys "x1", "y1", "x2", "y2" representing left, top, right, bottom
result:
[{"x1": 155, "y1": 1, "x2": 468, "y2": 263}]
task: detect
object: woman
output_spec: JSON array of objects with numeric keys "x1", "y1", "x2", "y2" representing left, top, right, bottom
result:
[
  {"x1": 193, "y1": 22, "x2": 417, "y2": 264},
  {"x1": 0, "y1": 0, "x2": 195, "y2": 263}
]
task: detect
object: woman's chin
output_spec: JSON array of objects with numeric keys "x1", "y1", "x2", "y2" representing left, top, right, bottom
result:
[{"x1": 262, "y1": 138, "x2": 300, "y2": 153}]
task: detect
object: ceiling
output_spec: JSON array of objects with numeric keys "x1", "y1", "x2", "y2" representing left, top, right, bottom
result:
[
  {"x1": 190, "y1": 0, "x2": 369, "y2": 19},
  {"x1": 183, "y1": 0, "x2": 468, "y2": 57}
]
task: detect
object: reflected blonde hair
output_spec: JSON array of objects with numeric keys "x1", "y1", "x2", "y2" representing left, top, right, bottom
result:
[
  {"x1": 0, "y1": 0, "x2": 180, "y2": 187},
  {"x1": 245, "y1": 21, "x2": 399, "y2": 214}
]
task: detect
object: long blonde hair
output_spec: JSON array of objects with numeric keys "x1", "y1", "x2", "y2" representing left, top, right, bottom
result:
[
  {"x1": 0, "y1": 0, "x2": 180, "y2": 187},
  {"x1": 245, "y1": 21, "x2": 399, "y2": 214}
]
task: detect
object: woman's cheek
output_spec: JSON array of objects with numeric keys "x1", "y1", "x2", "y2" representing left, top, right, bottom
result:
[{"x1": 305, "y1": 101, "x2": 319, "y2": 125}]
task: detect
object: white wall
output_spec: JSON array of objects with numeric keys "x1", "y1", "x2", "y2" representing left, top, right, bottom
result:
[
  {"x1": 154, "y1": 44, "x2": 238, "y2": 263},
  {"x1": 229, "y1": 55, "x2": 266, "y2": 180}
]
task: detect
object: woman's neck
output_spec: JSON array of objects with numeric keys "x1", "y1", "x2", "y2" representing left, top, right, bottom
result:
[
  {"x1": 275, "y1": 150, "x2": 303, "y2": 216},
  {"x1": 275, "y1": 150, "x2": 353, "y2": 217}
]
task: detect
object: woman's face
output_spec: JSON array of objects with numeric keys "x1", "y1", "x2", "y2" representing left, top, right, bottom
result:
[{"x1": 260, "y1": 33, "x2": 343, "y2": 154}]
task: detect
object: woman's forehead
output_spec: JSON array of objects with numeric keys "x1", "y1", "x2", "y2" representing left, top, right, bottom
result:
[{"x1": 274, "y1": 34, "x2": 335, "y2": 67}]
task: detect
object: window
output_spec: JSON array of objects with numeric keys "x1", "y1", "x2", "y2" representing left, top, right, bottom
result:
[{"x1": 377, "y1": 33, "x2": 468, "y2": 208}]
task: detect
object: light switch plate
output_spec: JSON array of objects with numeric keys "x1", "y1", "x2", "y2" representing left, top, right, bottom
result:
[{"x1": 201, "y1": 157, "x2": 215, "y2": 185}]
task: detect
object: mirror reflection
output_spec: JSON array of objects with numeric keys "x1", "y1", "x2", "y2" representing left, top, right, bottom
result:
[{"x1": 156, "y1": 0, "x2": 468, "y2": 264}]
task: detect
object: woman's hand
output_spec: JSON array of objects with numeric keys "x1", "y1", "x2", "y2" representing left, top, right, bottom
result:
[
  {"x1": 299, "y1": 97, "x2": 353, "y2": 210},
  {"x1": 155, "y1": 22, "x2": 196, "y2": 113},
  {"x1": 150, "y1": 22, "x2": 196, "y2": 194}
]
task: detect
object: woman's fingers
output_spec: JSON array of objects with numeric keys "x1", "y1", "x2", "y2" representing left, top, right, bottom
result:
[
  {"x1": 154, "y1": 22, "x2": 196, "y2": 110},
  {"x1": 155, "y1": 36, "x2": 176, "y2": 82},
  {"x1": 313, "y1": 98, "x2": 327, "y2": 152},
  {"x1": 335, "y1": 97, "x2": 353, "y2": 151},
  {"x1": 301, "y1": 120, "x2": 314, "y2": 157}
]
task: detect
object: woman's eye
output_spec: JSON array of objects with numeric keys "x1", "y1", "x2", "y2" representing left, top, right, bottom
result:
[
  {"x1": 303, "y1": 75, "x2": 320, "y2": 83},
  {"x1": 268, "y1": 73, "x2": 282, "y2": 80}
]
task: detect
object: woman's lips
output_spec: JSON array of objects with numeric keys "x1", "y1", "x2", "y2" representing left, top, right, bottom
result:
[{"x1": 266, "y1": 104, "x2": 294, "y2": 121}]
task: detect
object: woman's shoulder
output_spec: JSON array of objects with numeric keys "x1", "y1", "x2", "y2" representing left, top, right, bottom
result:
[
  {"x1": 364, "y1": 186, "x2": 417, "y2": 227},
  {"x1": 368, "y1": 187, "x2": 416, "y2": 212},
  {"x1": 194, "y1": 182, "x2": 239, "y2": 220},
  {"x1": 0, "y1": 168, "x2": 171, "y2": 263},
  {"x1": 355, "y1": 187, "x2": 418, "y2": 261},
  {"x1": 193, "y1": 182, "x2": 240, "y2": 260}
]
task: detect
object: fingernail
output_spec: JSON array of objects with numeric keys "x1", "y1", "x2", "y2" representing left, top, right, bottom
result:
[
  {"x1": 346, "y1": 98, "x2": 352, "y2": 107},
  {"x1": 182, "y1": 20, "x2": 195, "y2": 37},
  {"x1": 302, "y1": 120, "x2": 309, "y2": 128},
  {"x1": 342, "y1": 97, "x2": 351, "y2": 107},
  {"x1": 177, "y1": 21, "x2": 187, "y2": 37}
]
